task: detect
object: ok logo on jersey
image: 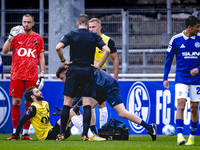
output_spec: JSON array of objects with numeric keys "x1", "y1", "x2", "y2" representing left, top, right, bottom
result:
[
  {"x1": 17, "y1": 48, "x2": 36, "y2": 58},
  {"x1": 127, "y1": 82, "x2": 151, "y2": 133}
]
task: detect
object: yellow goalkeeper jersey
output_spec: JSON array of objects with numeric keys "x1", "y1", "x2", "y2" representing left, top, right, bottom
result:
[
  {"x1": 94, "y1": 34, "x2": 110, "y2": 67},
  {"x1": 31, "y1": 101, "x2": 53, "y2": 140}
]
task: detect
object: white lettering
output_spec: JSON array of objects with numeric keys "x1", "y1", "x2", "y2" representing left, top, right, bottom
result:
[
  {"x1": 162, "y1": 90, "x2": 171, "y2": 125},
  {"x1": 17, "y1": 48, "x2": 36, "y2": 58},
  {"x1": 135, "y1": 88, "x2": 142, "y2": 111},
  {"x1": 27, "y1": 49, "x2": 36, "y2": 58},
  {"x1": 156, "y1": 90, "x2": 162, "y2": 124},
  {"x1": 17, "y1": 48, "x2": 27, "y2": 56}
]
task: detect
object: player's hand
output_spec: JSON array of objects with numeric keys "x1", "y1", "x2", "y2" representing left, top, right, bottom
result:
[
  {"x1": 52, "y1": 106, "x2": 62, "y2": 116},
  {"x1": 36, "y1": 71, "x2": 44, "y2": 90},
  {"x1": 62, "y1": 60, "x2": 72, "y2": 67},
  {"x1": 72, "y1": 105, "x2": 80, "y2": 115},
  {"x1": 163, "y1": 80, "x2": 169, "y2": 89},
  {"x1": 8, "y1": 25, "x2": 24, "y2": 42},
  {"x1": 190, "y1": 68, "x2": 199, "y2": 76},
  {"x1": 91, "y1": 64, "x2": 101, "y2": 72}
]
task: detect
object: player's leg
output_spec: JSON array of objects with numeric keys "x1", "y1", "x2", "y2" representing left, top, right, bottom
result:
[
  {"x1": 114, "y1": 103, "x2": 157, "y2": 141},
  {"x1": 57, "y1": 95, "x2": 73, "y2": 140},
  {"x1": 175, "y1": 84, "x2": 188, "y2": 145},
  {"x1": 90, "y1": 109, "x2": 97, "y2": 134},
  {"x1": 98, "y1": 102, "x2": 108, "y2": 128},
  {"x1": 46, "y1": 119, "x2": 72, "y2": 140},
  {"x1": 185, "y1": 102, "x2": 198, "y2": 145},
  {"x1": 6, "y1": 80, "x2": 23, "y2": 140},
  {"x1": 21, "y1": 81, "x2": 38, "y2": 140},
  {"x1": 82, "y1": 97, "x2": 92, "y2": 140},
  {"x1": 70, "y1": 112, "x2": 94, "y2": 138},
  {"x1": 186, "y1": 85, "x2": 200, "y2": 145}
]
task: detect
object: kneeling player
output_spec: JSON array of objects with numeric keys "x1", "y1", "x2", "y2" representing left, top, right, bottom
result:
[{"x1": 57, "y1": 66, "x2": 157, "y2": 141}]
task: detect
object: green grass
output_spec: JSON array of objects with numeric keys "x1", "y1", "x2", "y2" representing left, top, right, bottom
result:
[{"x1": 0, "y1": 134, "x2": 200, "y2": 150}]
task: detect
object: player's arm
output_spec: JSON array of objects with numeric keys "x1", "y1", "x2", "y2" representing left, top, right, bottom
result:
[
  {"x1": 3, "y1": 25, "x2": 23, "y2": 54},
  {"x1": 56, "y1": 42, "x2": 65, "y2": 62},
  {"x1": 108, "y1": 39, "x2": 119, "y2": 81},
  {"x1": 2, "y1": 40, "x2": 11, "y2": 54},
  {"x1": 56, "y1": 38, "x2": 72, "y2": 66},
  {"x1": 14, "y1": 106, "x2": 36, "y2": 140}
]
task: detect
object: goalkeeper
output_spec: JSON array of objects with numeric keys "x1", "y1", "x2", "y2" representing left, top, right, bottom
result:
[{"x1": 2, "y1": 13, "x2": 45, "y2": 140}]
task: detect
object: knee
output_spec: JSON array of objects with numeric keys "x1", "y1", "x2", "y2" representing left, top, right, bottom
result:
[
  {"x1": 12, "y1": 98, "x2": 22, "y2": 106},
  {"x1": 118, "y1": 112, "x2": 126, "y2": 118},
  {"x1": 177, "y1": 105, "x2": 185, "y2": 112}
]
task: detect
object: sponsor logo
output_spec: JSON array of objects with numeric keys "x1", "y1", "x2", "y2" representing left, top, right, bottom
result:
[
  {"x1": 182, "y1": 52, "x2": 200, "y2": 59},
  {"x1": 17, "y1": 48, "x2": 36, "y2": 58},
  {"x1": 127, "y1": 82, "x2": 151, "y2": 133},
  {"x1": 0, "y1": 86, "x2": 11, "y2": 128}
]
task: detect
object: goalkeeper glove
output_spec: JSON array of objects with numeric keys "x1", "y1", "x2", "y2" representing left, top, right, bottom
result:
[
  {"x1": 52, "y1": 106, "x2": 62, "y2": 116},
  {"x1": 8, "y1": 25, "x2": 24, "y2": 42},
  {"x1": 36, "y1": 71, "x2": 44, "y2": 90},
  {"x1": 72, "y1": 104, "x2": 80, "y2": 115}
]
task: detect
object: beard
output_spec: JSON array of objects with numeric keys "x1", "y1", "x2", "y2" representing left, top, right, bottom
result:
[
  {"x1": 35, "y1": 95, "x2": 44, "y2": 101},
  {"x1": 23, "y1": 26, "x2": 32, "y2": 32}
]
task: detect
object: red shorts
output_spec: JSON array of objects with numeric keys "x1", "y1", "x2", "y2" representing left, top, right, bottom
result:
[{"x1": 9, "y1": 80, "x2": 38, "y2": 98}]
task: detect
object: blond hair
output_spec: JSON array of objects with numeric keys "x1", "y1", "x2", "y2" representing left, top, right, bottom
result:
[{"x1": 89, "y1": 18, "x2": 101, "y2": 24}]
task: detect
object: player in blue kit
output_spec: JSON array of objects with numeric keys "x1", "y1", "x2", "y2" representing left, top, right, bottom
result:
[
  {"x1": 55, "y1": 14, "x2": 110, "y2": 141},
  {"x1": 56, "y1": 66, "x2": 157, "y2": 141},
  {"x1": 163, "y1": 16, "x2": 200, "y2": 146}
]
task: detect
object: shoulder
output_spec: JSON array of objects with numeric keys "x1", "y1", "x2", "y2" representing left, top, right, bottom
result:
[
  {"x1": 169, "y1": 33, "x2": 183, "y2": 45},
  {"x1": 26, "y1": 105, "x2": 36, "y2": 115}
]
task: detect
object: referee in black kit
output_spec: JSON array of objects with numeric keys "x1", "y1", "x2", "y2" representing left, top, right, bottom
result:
[{"x1": 56, "y1": 14, "x2": 110, "y2": 141}]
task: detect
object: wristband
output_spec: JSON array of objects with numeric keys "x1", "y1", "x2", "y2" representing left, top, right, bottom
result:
[{"x1": 61, "y1": 59, "x2": 66, "y2": 63}]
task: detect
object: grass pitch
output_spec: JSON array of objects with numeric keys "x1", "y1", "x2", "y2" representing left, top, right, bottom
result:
[{"x1": 0, "y1": 134, "x2": 200, "y2": 150}]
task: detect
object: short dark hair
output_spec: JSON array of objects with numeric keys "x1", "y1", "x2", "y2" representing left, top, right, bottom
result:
[
  {"x1": 23, "y1": 13, "x2": 34, "y2": 21},
  {"x1": 25, "y1": 86, "x2": 35, "y2": 103},
  {"x1": 78, "y1": 14, "x2": 89, "y2": 25},
  {"x1": 185, "y1": 16, "x2": 200, "y2": 28},
  {"x1": 56, "y1": 66, "x2": 67, "y2": 78}
]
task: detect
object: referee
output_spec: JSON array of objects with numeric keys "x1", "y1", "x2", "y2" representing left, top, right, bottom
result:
[{"x1": 56, "y1": 14, "x2": 110, "y2": 141}]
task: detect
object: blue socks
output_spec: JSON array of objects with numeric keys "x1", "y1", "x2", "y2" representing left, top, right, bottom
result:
[
  {"x1": 176, "y1": 119, "x2": 183, "y2": 134},
  {"x1": 190, "y1": 120, "x2": 198, "y2": 135},
  {"x1": 140, "y1": 120, "x2": 152, "y2": 130}
]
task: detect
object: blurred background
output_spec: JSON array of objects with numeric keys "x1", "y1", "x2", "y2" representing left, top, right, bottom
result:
[{"x1": 0, "y1": 0, "x2": 200, "y2": 75}]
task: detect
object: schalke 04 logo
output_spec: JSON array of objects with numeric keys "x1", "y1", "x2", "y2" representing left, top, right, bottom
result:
[
  {"x1": 127, "y1": 82, "x2": 150, "y2": 133},
  {"x1": 0, "y1": 86, "x2": 11, "y2": 128}
]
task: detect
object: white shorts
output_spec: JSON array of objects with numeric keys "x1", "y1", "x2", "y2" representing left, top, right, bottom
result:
[{"x1": 175, "y1": 83, "x2": 200, "y2": 102}]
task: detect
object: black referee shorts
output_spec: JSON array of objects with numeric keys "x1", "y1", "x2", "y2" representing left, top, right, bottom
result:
[{"x1": 63, "y1": 65, "x2": 96, "y2": 98}]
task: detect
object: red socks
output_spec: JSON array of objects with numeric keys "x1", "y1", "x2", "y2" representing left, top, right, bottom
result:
[
  {"x1": 11, "y1": 104, "x2": 31, "y2": 130},
  {"x1": 12, "y1": 105, "x2": 21, "y2": 129}
]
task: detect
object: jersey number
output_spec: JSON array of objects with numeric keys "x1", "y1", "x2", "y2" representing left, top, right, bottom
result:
[{"x1": 196, "y1": 87, "x2": 200, "y2": 95}]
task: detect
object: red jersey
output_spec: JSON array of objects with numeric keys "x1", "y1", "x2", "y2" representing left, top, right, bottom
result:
[{"x1": 10, "y1": 32, "x2": 44, "y2": 81}]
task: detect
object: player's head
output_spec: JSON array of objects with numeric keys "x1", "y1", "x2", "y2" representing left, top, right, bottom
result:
[
  {"x1": 25, "y1": 86, "x2": 44, "y2": 103},
  {"x1": 185, "y1": 16, "x2": 200, "y2": 36},
  {"x1": 89, "y1": 18, "x2": 102, "y2": 35},
  {"x1": 77, "y1": 14, "x2": 89, "y2": 26},
  {"x1": 56, "y1": 66, "x2": 68, "y2": 83},
  {"x1": 22, "y1": 13, "x2": 35, "y2": 32}
]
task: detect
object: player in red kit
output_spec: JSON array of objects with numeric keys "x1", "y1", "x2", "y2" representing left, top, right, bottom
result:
[{"x1": 2, "y1": 13, "x2": 45, "y2": 140}]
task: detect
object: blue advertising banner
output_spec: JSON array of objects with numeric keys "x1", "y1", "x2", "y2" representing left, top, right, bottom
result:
[{"x1": 0, "y1": 80, "x2": 200, "y2": 135}]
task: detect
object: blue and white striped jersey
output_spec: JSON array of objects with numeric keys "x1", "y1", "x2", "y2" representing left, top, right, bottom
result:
[{"x1": 164, "y1": 30, "x2": 200, "y2": 85}]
